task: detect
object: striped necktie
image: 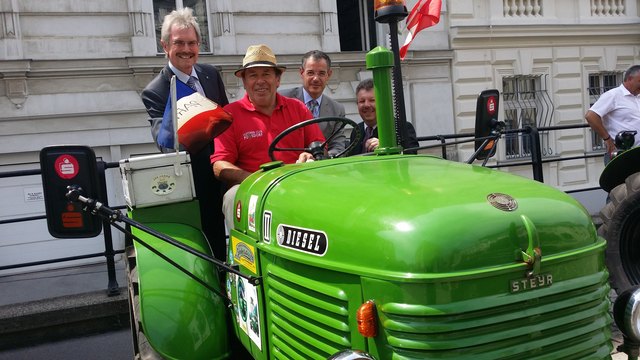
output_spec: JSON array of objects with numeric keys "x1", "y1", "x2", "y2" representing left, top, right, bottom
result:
[
  {"x1": 306, "y1": 99, "x2": 319, "y2": 118},
  {"x1": 363, "y1": 126, "x2": 374, "y2": 152},
  {"x1": 186, "y1": 76, "x2": 199, "y2": 93}
]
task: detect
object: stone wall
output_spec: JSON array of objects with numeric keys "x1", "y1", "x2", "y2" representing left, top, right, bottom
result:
[{"x1": 448, "y1": 0, "x2": 640, "y2": 189}]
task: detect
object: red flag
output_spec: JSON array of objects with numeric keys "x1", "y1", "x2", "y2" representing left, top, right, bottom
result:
[{"x1": 399, "y1": 0, "x2": 442, "y2": 60}]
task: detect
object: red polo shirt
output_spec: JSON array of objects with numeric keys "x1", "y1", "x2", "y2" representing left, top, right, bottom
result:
[{"x1": 211, "y1": 93, "x2": 325, "y2": 173}]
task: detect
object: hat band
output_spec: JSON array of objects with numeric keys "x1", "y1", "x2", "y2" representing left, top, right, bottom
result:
[{"x1": 243, "y1": 60, "x2": 278, "y2": 68}]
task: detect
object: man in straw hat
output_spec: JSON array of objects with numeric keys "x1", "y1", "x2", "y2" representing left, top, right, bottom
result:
[
  {"x1": 141, "y1": 7, "x2": 228, "y2": 260},
  {"x1": 211, "y1": 44, "x2": 325, "y2": 230}
]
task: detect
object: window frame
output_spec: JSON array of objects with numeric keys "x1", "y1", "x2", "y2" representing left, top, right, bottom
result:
[
  {"x1": 337, "y1": 0, "x2": 378, "y2": 52},
  {"x1": 502, "y1": 75, "x2": 548, "y2": 159},
  {"x1": 152, "y1": 0, "x2": 212, "y2": 54},
  {"x1": 587, "y1": 71, "x2": 624, "y2": 151}
]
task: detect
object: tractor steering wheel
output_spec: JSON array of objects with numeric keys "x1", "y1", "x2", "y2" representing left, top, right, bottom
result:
[{"x1": 268, "y1": 117, "x2": 363, "y2": 161}]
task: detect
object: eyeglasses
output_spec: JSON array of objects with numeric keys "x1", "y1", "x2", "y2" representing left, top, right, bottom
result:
[
  {"x1": 303, "y1": 70, "x2": 329, "y2": 78},
  {"x1": 172, "y1": 40, "x2": 199, "y2": 48}
]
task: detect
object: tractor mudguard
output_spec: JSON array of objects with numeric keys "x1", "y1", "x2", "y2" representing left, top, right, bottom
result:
[
  {"x1": 129, "y1": 212, "x2": 230, "y2": 359},
  {"x1": 599, "y1": 147, "x2": 640, "y2": 192}
]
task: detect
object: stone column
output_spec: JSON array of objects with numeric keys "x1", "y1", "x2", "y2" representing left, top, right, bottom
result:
[
  {"x1": 319, "y1": 0, "x2": 340, "y2": 52},
  {"x1": 128, "y1": 0, "x2": 157, "y2": 57},
  {"x1": 0, "y1": 0, "x2": 23, "y2": 60},
  {"x1": 210, "y1": 0, "x2": 237, "y2": 55}
]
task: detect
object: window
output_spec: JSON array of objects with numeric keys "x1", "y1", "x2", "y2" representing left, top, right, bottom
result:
[
  {"x1": 587, "y1": 72, "x2": 623, "y2": 151},
  {"x1": 337, "y1": 0, "x2": 377, "y2": 51},
  {"x1": 502, "y1": 75, "x2": 554, "y2": 159},
  {"x1": 153, "y1": 0, "x2": 210, "y2": 53}
]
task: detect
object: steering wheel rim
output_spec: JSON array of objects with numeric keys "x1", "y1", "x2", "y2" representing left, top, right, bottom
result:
[{"x1": 268, "y1": 116, "x2": 363, "y2": 161}]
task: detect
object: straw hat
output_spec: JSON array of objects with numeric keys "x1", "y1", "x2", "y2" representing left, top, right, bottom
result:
[{"x1": 234, "y1": 44, "x2": 286, "y2": 77}]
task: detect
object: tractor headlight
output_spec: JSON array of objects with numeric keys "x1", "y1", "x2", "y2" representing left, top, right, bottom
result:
[
  {"x1": 328, "y1": 349, "x2": 376, "y2": 360},
  {"x1": 614, "y1": 286, "x2": 640, "y2": 343}
]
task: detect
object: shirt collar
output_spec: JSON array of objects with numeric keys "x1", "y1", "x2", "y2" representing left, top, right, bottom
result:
[
  {"x1": 302, "y1": 88, "x2": 322, "y2": 106},
  {"x1": 621, "y1": 83, "x2": 639, "y2": 97},
  {"x1": 168, "y1": 62, "x2": 198, "y2": 83}
]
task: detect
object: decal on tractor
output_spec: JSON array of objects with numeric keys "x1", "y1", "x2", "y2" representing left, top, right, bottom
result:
[
  {"x1": 276, "y1": 224, "x2": 328, "y2": 256},
  {"x1": 248, "y1": 195, "x2": 258, "y2": 232},
  {"x1": 235, "y1": 200, "x2": 242, "y2": 222},
  {"x1": 236, "y1": 276, "x2": 262, "y2": 350},
  {"x1": 232, "y1": 236, "x2": 257, "y2": 274}
]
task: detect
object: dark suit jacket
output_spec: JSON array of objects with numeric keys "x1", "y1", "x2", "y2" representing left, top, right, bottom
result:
[
  {"x1": 141, "y1": 64, "x2": 229, "y2": 143},
  {"x1": 349, "y1": 121, "x2": 420, "y2": 155},
  {"x1": 279, "y1": 86, "x2": 347, "y2": 156},
  {"x1": 140, "y1": 63, "x2": 229, "y2": 260}
]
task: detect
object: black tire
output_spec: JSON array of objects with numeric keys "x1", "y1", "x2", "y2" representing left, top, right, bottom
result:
[
  {"x1": 599, "y1": 172, "x2": 640, "y2": 294},
  {"x1": 126, "y1": 246, "x2": 163, "y2": 360}
]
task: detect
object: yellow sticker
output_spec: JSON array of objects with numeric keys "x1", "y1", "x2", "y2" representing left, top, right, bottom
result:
[{"x1": 231, "y1": 236, "x2": 257, "y2": 274}]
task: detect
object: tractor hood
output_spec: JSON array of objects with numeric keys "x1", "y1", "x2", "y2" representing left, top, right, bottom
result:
[{"x1": 235, "y1": 155, "x2": 598, "y2": 277}]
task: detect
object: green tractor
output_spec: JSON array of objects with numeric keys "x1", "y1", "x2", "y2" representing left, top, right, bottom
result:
[{"x1": 40, "y1": 47, "x2": 640, "y2": 359}]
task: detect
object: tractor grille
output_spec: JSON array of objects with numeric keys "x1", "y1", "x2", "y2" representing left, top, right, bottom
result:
[
  {"x1": 379, "y1": 272, "x2": 612, "y2": 359},
  {"x1": 263, "y1": 263, "x2": 611, "y2": 360},
  {"x1": 265, "y1": 264, "x2": 352, "y2": 359}
]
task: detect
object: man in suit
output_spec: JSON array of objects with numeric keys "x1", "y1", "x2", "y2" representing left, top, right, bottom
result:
[
  {"x1": 349, "y1": 78, "x2": 419, "y2": 155},
  {"x1": 279, "y1": 50, "x2": 347, "y2": 157},
  {"x1": 140, "y1": 7, "x2": 228, "y2": 260}
]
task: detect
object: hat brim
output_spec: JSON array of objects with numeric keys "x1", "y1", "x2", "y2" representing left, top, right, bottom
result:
[{"x1": 235, "y1": 64, "x2": 286, "y2": 77}]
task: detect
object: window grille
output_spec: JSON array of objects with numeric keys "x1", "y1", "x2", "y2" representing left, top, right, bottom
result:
[
  {"x1": 502, "y1": 75, "x2": 554, "y2": 159},
  {"x1": 153, "y1": 0, "x2": 210, "y2": 54},
  {"x1": 587, "y1": 71, "x2": 623, "y2": 151}
]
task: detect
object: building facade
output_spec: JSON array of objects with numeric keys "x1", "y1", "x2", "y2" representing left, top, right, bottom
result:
[{"x1": 0, "y1": 0, "x2": 638, "y2": 272}]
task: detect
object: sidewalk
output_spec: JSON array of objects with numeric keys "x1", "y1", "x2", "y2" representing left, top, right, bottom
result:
[
  {"x1": 0, "y1": 261, "x2": 128, "y2": 350},
  {"x1": 0, "y1": 260, "x2": 631, "y2": 358}
]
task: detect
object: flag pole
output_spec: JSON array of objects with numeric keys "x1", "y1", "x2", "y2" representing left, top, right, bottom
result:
[
  {"x1": 170, "y1": 75, "x2": 178, "y2": 154},
  {"x1": 170, "y1": 75, "x2": 183, "y2": 176},
  {"x1": 374, "y1": 3, "x2": 409, "y2": 151}
]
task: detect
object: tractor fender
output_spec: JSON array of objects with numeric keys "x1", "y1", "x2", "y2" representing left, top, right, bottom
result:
[
  {"x1": 599, "y1": 147, "x2": 640, "y2": 192},
  {"x1": 130, "y1": 222, "x2": 230, "y2": 360}
]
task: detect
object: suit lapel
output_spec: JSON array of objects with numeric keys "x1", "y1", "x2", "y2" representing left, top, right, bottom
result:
[
  {"x1": 294, "y1": 87, "x2": 305, "y2": 103},
  {"x1": 319, "y1": 96, "x2": 329, "y2": 117},
  {"x1": 194, "y1": 65, "x2": 212, "y2": 98}
]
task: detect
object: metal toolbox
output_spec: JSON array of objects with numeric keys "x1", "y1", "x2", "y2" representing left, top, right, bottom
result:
[{"x1": 119, "y1": 151, "x2": 195, "y2": 208}]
